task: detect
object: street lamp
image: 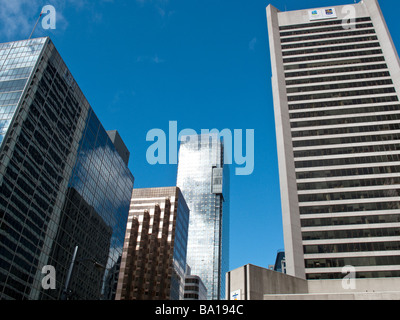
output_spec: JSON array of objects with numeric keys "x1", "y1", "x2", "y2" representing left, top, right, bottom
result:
[{"x1": 61, "y1": 245, "x2": 106, "y2": 300}]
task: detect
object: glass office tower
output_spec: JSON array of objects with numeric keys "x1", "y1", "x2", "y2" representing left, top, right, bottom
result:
[
  {"x1": 0, "y1": 37, "x2": 134, "y2": 300},
  {"x1": 176, "y1": 133, "x2": 229, "y2": 300},
  {"x1": 267, "y1": 0, "x2": 400, "y2": 280}
]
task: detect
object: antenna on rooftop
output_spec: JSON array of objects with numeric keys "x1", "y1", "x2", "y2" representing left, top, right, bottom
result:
[{"x1": 28, "y1": 10, "x2": 44, "y2": 40}]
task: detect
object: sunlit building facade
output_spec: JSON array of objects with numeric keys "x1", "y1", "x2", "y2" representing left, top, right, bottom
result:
[
  {"x1": 0, "y1": 37, "x2": 134, "y2": 300},
  {"x1": 176, "y1": 134, "x2": 229, "y2": 300},
  {"x1": 267, "y1": 0, "x2": 400, "y2": 280},
  {"x1": 116, "y1": 187, "x2": 189, "y2": 300}
]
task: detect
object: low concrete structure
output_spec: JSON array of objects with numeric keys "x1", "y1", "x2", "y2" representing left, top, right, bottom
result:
[
  {"x1": 264, "y1": 291, "x2": 400, "y2": 300},
  {"x1": 308, "y1": 277, "x2": 400, "y2": 294},
  {"x1": 227, "y1": 264, "x2": 400, "y2": 300},
  {"x1": 226, "y1": 264, "x2": 308, "y2": 300}
]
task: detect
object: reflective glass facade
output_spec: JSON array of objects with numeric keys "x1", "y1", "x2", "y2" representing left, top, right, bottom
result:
[
  {"x1": 176, "y1": 134, "x2": 229, "y2": 300},
  {"x1": 0, "y1": 39, "x2": 45, "y2": 147},
  {"x1": 0, "y1": 38, "x2": 134, "y2": 300}
]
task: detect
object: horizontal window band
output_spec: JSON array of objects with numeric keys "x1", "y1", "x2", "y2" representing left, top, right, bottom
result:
[
  {"x1": 281, "y1": 35, "x2": 379, "y2": 51},
  {"x1": 303, "y1": 236, "x2": 400, "y2": 246},
  {"x1": 287, "y1": 80, "x2": 393, "y2": 96},
  {"x1": 282, "y1": 42, "x2": 381, "y2": 57},
  {"x1": 279, "y1": 17, "x2": 371, "y2": 32},
  {"x1": 284, "y1": 55, "x2": 385, "y2": 71},
  {"x1": 285, "y1": 62, "x2": 388, "y2": 78},
  {"x1": 286, "y1": 73, "x2": 391, "y2": 87},
  {"x1": 280, "y1": 25, "x2": 375, "y2": 41},
  {"x1": 297, "y1": 173, "x2": 400, "y2": 186},
  {"x1": 297, "y1": 184, "x2": 400, "y2": 195},
  {"x1": 289, "y1": 102, "x2": 400, "y2": 118},
  {"x1": 280, "y1": 28, "x2": 376, "y2": 44}
]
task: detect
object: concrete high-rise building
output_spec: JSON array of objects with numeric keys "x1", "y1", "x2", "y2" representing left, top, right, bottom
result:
[
  {"x1": 116, "y1": 187, "x2": 189, "y2": 300},
  {"x1": 267, "y1": 0, "x2": 400, "y2": 280},
  {"x1": 176, "y1": 134, "x2": 230, "y2": 300},
  {"x1": 0, "y1": 37, "x2": 134, "y2": 300},
  {"x1": 184, "y1": 266, "x2": 207, "y2": 300}
]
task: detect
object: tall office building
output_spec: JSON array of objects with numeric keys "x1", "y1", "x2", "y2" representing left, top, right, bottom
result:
[
  {"x1": 116, "y1": 187, "x2": 189, "y2": 300},
  {"x1": 176, "y1": 133, "x2": 229, "y2": 300},
  {"x1": 184, "y1": 265, "x2": 207, "y2": 300},
  {"x1": 267, "y1": 0, "x2": 400, "y2": 280},
  {"x1": 0, "y1": 37, "x2": 134, "y2": 300}
]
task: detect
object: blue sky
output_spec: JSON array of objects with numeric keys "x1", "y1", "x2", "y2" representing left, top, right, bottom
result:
[{"x1": 1, "y1": 0, "x2": 399, "y2": 272}]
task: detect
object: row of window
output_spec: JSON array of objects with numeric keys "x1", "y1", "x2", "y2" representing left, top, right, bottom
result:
[
  {"x1": 303, "y1": 227, "x2": 400, "y2": 241},
  {"x1": 279, "y1": 17, "x2": 372, "y2": 31},
  {"x1": 283, "y1": 41, "x2": 380, "y2": 57},
  {"x1": 301, "y1": 214, "x2": 400, "y2": 228},
  {"x1": 281, "y1": 23, "x2": 374, "y2": 37},
  {"x1": 307, "y1": 270, "x2": 400, "y2": 280},
  {"x1": 285, "y1": 61, "x2": 387, "y2": 78},
  {"x1": 184, "y1": 286, "x2": 200, "y2": 291},
  {"x1": 294, "y1": 144, "x2": 400, "y2": 160},
  {"x1": 293, "y1": 124, "x2": 400, "y2": 140},
  {"x1": 295, "y1": 154, "x2": 400, "y2": 169},
  {"x1": 0, "y1": 79, "x2": 28, "y2": 94},
  {"x1": 305, "y1": 256, "x2": 400, "y2": 269},
  {"x1": 290, "y1": 94, "x2": 398, "y2": 111},
  {"x1": 0, "y1": 39, "x2": 45, "y2": 51},
  {"x1": 0, "y1": 104, "x2": 17, "y2": 114},
  {"x1": 0, "y1": 91, "x2": 23, "y2": 106},
  {"x1": 281, "y1": 35, "x2": 378, "y2": 50},
  {"x1": 296, "y1": 165, "x2": 400, "y2": 181},
  {"x1": 184, "y1": 293, "x2": 200, "y2": 299},
  {"x1": 0, "y1": 66, "x2": 33, "y2": 83},
  {"x1": 288, "y1": 87, "x2": 395, "y2": 102},
  {"x1": 287, "y1": 79, "x2": 393, "y2": 95},
  {"x1": 289, "y1": 103, "x2": 400, "y2": 120},
  {"x1": 284, "y1": 56, "x2": 385, "y2": 72},
  {"x1": 298, "y1": 177, "x2": 400, "y2": 192},
  {"x1": 0, "y1": 44, "x2": 44, "y2": 58},
  {"x1": 284, "y1": 49, "x2": 382, "y2": 64},
  {"x1": 1, "y1": 55, "x2": 40, "y2": 70},
  {"x1": 298, "y1": 188, "x2": 400, "y2": 203},
  {"x1": 0, "y1": 266, "x2": 32, "y2": 300},
  {"x1": 300, "y1": 200, "x2": 400, "y2": 215},
  {"x1": 304, "y1": 241, "x2": 400, "y2": 254},
  {"x1": 291, "y1": 112, "x2": 400, "y2": 129},
  {"x1": 293, "y1": 132, "x2": 400, "y2": 148},
  {"x1": 280, "y1": 28, "x2": 376, "y2": 44},
  {"x1": 286, "y1": 71, "x2": 390, "y2": 86}
]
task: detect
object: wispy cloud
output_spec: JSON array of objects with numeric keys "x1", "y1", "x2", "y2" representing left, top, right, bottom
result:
[
  {"x1": 152, "y1": 54, "x2": 165, "y2": 64},
  {"x1": 0, "y1": 0, "x2": 71, "y2": 40},
  {"x1": 135, "y1": 0, "x2": 174, "y2": 20},
  {"x1": 108, "y1": 89, "x2": 136, "y2": 113},
  {"x1": 136, "y1": 54, "x2": 165, "y2": 64},
  {"x1": 0, "y1": 0, "x2": 110, "y2": 41},
  {"x1": 0, "y1": 0, "x2": 42, "y2": 40},
  {"x1": 249, "y1": 37, "x2": 257, "y2": 51}
]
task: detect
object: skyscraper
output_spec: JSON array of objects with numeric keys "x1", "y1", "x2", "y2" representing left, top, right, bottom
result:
[
  {"x1": 116, "y1": 187, "x2": 189, "y2": 300},
  {"x1": 176, "y1": 133, "x2": 229, "y2": 300},
  {"x1": 267, "y1": 0, "x2": 400, "y2": 280},
  {"x1": 0, "y1": 37, "x2": 134, "y2": 300}
]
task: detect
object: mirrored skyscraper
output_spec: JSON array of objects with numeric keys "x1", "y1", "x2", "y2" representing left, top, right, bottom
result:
[
  {"x1": 0, "y1": 37, "x2": 134, "y2": 300},
  {"x1": 176, "y1": 134, "x2": 229, "y2": 300}
]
